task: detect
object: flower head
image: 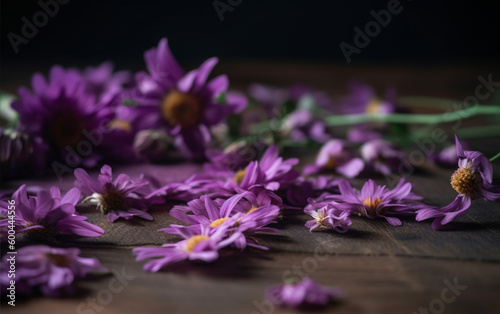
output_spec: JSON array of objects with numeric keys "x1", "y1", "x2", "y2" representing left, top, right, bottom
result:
[
  {"x1": 11, "y1": 66, "x2": 118, "y2": 167},
  {"x1": 0, "y1": 185, "x2": 104, "y2": 240},
  {"x1": 360, "y1": 139, "x2": 406, "y2": 175},
  {"x1": 0, "y1": 245, "x2": 105, "y2": 297},
  {"x1": 332, "y1": 179, "x2": 424, "y2": 226},
  {"x1": 133, "y1": 224, "x2": 240, "y2": 272},
  {"x1": 304, "y1": 201, "x2": 352, "y2": 233},
  {"x1": 128, "y1": 38, "x2": 247, "y2": 159},
  {"x1": 281, "y1": 108, "x2": 330, "y2": 143},
  {"x1": 303, "y1": 139, "x2": 364, "y2": 178},
  {"x1": 75, "y1": 165, "x2": 154, "y2": 222},
  {"x1": 416, "y1": 136, "x2": 500, "y2": 229},
  {"x1": 266, "y1": 277, "x2": 343, "y2": 308}
]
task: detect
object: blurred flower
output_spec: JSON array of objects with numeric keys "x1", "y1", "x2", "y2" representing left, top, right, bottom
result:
[
  {"x1": 281, "y1": 108, "x2": 330, "y2": 143},
  {"x1": 133, "y1": 129, "x2": 173, "y2": 162},
  {"x1": 204, "y1": 141, "x2": 266, "y2": 174},
  {"x1": 82, "y1": 62, "x2": 132, "y2": 103},
  {"x1": 340, "y1": 81, "x2": 396, "y2": 115},
  {"x1": 347, "y1": 125, "x2": 383, "y2": 143},
  {"x1": 430, "y1": 141, "x2": 470, "y2": 168},
  {"x1": 303, "y1": 140, "x2": 364, "y2": 178},
  {"x1": 360, "y1": 139, "x2": 406, "y2": 175},
  {"x1": 11, "y1": 66, "x2": 117, "y2": 168},
  {"x1": 133, "y1": 224, "x2": 241, "y2": 272},
  {"x1": 266, "y1": 277, "x2": 343, "y2": 308},
  {"x1": 331, "y1": 179, "x2": 425, "y2": 226},
  {"x1": 0, "y1": 245, "x2": 105, "y2": 297},
  {"x1": 416, "y1": 136, "x2": 500, "y2": 229},
  {"x1": 0, "y1": 185, "x2": 104, "y2": 240},
  {"x1": 75, "y1": 165, "x2": 155, "y2": 222},
  {"x1": 128, "y1": 38, "x2": 247, "y2": 159},
  {"x1": 248, "y1": 84, "x2": 291, "y2": 118}
]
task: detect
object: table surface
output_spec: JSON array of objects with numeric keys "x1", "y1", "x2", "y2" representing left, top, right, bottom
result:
[{"x1": 2, "y1": 63, "x2": 500, "y2": 314}]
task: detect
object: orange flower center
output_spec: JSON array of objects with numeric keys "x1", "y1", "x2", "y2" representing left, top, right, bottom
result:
[
  {"x1": 366, "y1": 99, "x2": 382, "y2": 115},
  {"x1": 324, "y1": 157, "x2": 336, "y2": 170},
  {"x1": 161, "y1": 91, "x2": 202, "y2": 128},
  {"x1": 108, "y1": 119, "x2": 132, "y2": 131},
  {"x1": 185, "y1": 235, "x2": 210, "y2": 252}
]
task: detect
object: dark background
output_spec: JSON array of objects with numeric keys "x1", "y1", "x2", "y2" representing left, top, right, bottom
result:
[{"x1": 1, "y1": 0, "x2": 499, "y2": 87}]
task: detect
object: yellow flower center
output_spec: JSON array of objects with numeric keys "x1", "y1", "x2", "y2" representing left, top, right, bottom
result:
[
  {"x1": 161, "y1": 90, "x2": 202, "y2": 128},
  {"x1": 108, "y1": 119, "x2": 132, "y2": 131},
  {"x1": 234, "y1": 169, "x2": 247, "y2": 185},
  {"x1": 324, "y1": 157, "x2": 336, "y2": 170},
  {"x1": 451, "y1": 167, "x2": 480, "y2": 197},
  {"x1": 363, "y1": 198, "x2": 382, "y2": 215},
  {"x1": 246, "y1": 207, "x2": 258, "y2": 214},
  {"x1": 210, "y1": 217, "x2": 230, "y2": 228},
  {"x1": 98, "y1": 190, "x2": 125, "y2": 214},
  {"x1": 185, "y1": 235, "x2": 210, "y2": 252},
  {"x1": 366, "y1": 99, "x2": 382, "y2": 115}
]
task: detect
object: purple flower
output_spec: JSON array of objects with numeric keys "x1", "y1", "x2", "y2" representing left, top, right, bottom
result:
[
  {"x1": 332, "y1": 179, "x2": 424, "y2": 226},
  {"x1": 248, "y1": 84, "x2": 291, "y2": 118},
  {"x1": 266, "y1": 277, "x2": 343, "y2": 308},
  {"x1": 204, "y1": 141, "x2": 266, "y2": 174},
  {"x1": 133, "y1": 224, "x2": 240, "y2": 272},
  {"x1": 11, "y1": 66, "x2": 117, "y2": 168},
  {"x1": 289, "y1": 84, "x2": 335, "y2": 112},
  {"x1": 168, "y1": 191, "x2": 280, "y2": 250},
  {"x1": 303, "y1": 140, "x2": 364, "y2": 178},
  {"x1": 0, "y1": 185, "x2": 104, "y2": 240},
  {"x1": 0, "y1": 245, "x2": 105, "y2": 297},
  {"x1": 82, "y1": 62, "x2": 131, "y2": 103},
  {"x1": 75, "y1": 165, "x2": 154, "y2": 222},
  {"x1": 304, "y1": 201, "x2": 352, "y2": 233},
  {"x1": 347, "y1": 125, "x2": 383, "y2": 143},
  {"x1": 416, "y1": 136, "x2": 500, "y2": 229},
  {"x1": 128, "y1": 38, "x2": 247, "y2": 159},
  {"x1": 430, "y1": 141, "x2": 470, "y2": 168},
  {"x1": 340, "y1": 81, "x2": 396, "y2": 115},
  {"x1": 133, "y1": 129, "x2": 174, "y2": 162},
  {"x1": 281, "y1": 108, "x2": 331, "y2": 143},
  {"x1": 360, "y1": 139, "x2": 406, "y2": 175}
]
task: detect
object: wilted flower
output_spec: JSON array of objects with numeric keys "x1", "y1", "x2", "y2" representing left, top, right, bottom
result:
[
  {"x1": 0, "y1": 185, "x2": 104, "y2": 240},
  {"x1": 0, "y1": 245, "x2": 105, "y2": 297},
  {"x1": 416, "y1": 136, "x2": 500, "y2": 229},
  {"x1": 266, "y1": 277, "x2": 343, "y2": 308},
  {"x1": 303, "y1": 139, "x2": 364, "y2": 178},
  {"x1": 75, "y1": 165, "x2": 155, "y2": 222},
  {"x1": 304, "y1": 201, "x2": 352, "y2": 233}
]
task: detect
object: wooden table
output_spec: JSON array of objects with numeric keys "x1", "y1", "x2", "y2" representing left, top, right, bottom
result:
[{"x1": 3, "y1": 63, "x2": 500, "y2": 314}]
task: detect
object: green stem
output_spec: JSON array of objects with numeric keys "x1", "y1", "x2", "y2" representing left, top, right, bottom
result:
[
  {"x1": 490, "y1": 152, "x2": 500, "y2": 162},
  {"x1": 325, "y1": 105, "x2": 500, "y2": 126}
]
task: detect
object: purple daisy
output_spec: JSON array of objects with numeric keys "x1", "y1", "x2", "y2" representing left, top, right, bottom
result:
[
  {"x1": 303, "y1": 139, "x2": 364, "y2": 178},
  {"x1": 266, "y1": 277, "x2": 343, "y2": 308},
  {"x1": 133, "y1": 224, "x2": 241, "y2": 272},
  {"x1": 248, "y1": 84, "x2": 291, "y2": 118},
  {"x1": 360, "y1": 139, "x2": 406, "y2": 175},
  {"x1": 416, "y1": 136, "x2": 500, "y2": 229},
  {"x1": 82, "y1": 62, "x2": 132, "y2": 103},
  {"x1": 331, "y1": 179, "x2": 425, "y2": 226},
  {"x1": 0, "y1": 245, "x2": 105, "y2": 297},
  {"x1": 0, "y1": 185, "x2": 104, "y2": 240},
  {"x1": 168, "y1": 191, "x2": 280, "y2": 250},
  {"x1": 340, "y1": 80, "x2": 396, "y2": 115},
  {"x1": 11, "y1": 65, "x2": 117, "y2": 168},
  {"x1": 75, "y1": 165, "x2": 154, "y2": 222},
  {"x1": 304, "y1": 201, "x2": 352, "y2": 233},
  {"x1": 128, "y1": 38, "x2": 247, "y2": 159},
  {"x1": 347, "y1": 124, "x2": 383, "y2": 143}
]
